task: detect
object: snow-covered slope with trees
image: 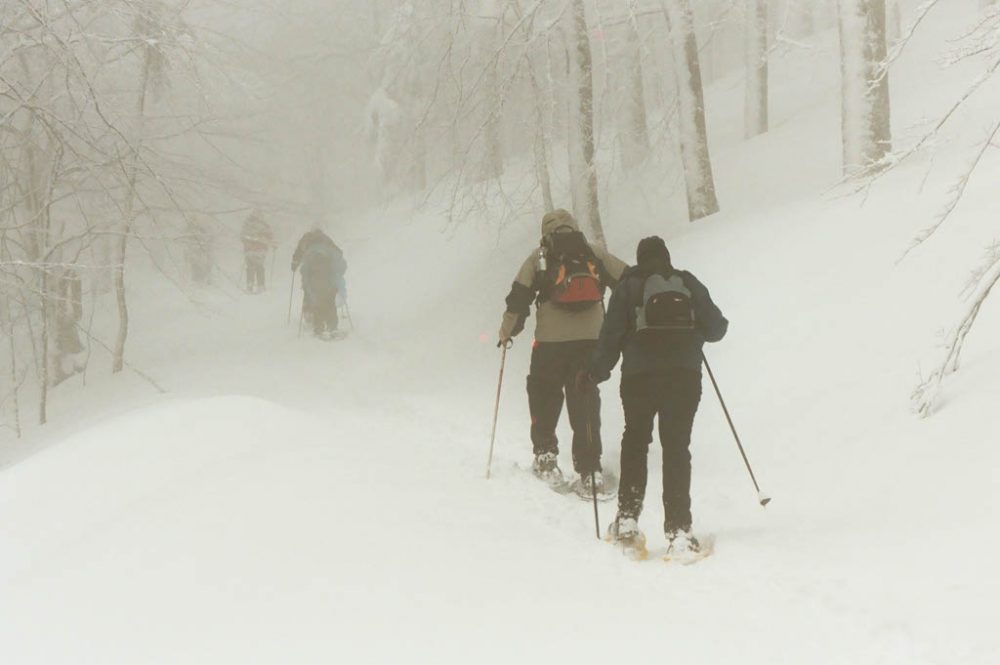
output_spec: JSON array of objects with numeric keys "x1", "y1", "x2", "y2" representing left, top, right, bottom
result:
[{"x1": 2, "y1": 3, "x2": 999, "y2": 665}]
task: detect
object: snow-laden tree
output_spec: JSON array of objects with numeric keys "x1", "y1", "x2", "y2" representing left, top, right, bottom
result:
[
  {"x1": 620, "y1": 0, "x2": 651, "y2": 170},
  {"x1": 838, "y1": 0, "x2": 892, "y2": 175},
  {"x1": 908, "y1": 3, "x2": 1000, "y2": 416},
  {"x1": 744, "y1": 0, "x2": 769, "y2": 139},
  {"x1": 366, "y1": 2, "x2": 429, "y2": 194},
  {"x1": 664, "y1": 0, "x2": 720, "y2": 221},
  {"x1": 568, "y1": 0, "x2": 606, "y2": 246},
  {"x1": 0, "y1": 0, "x2": 263, "y2": 427}
]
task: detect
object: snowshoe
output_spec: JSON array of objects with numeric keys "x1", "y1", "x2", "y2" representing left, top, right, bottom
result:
[
  {"x1": 570, "y1": 471, "x2": 617, "y2": 502},
  {"x1": 316, "y1": 329, "x2": 347, "y2": 342},
  {"x1": 605, "y1": 515, "x2": 648, "y2": 560},
  {"x1": 531, "y1": 452, "x2": 568, "y2": 492},
  {"x1": 664, "y1": 528, "x2": 713, "y2": 565}
]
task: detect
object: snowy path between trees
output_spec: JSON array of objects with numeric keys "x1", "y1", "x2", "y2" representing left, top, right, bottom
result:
[
  {"x1": 1, "y1": 231, "x2": 997, "y2": 664},
  {"x1": 4, "y1": 10, "x2": 1000, "y2": 660}
]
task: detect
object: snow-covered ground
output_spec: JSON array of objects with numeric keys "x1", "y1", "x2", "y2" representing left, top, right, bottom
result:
[{"x1": 2, "y1": 7, "x2": 999, "y2": 665}]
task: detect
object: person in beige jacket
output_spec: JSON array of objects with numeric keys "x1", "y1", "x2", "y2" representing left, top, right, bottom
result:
[{"x1": 498, "y1": 209, "x2": 628, "y2": 492}]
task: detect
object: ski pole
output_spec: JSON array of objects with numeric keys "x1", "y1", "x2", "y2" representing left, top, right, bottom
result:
[
  {"x1": 486, "y1": 340, "x2": 512, "y2": 480},
  {"x1": 344, "y1": 301, "x2": 355, "y2": 331},
  {"x1": 585, "y1": 412, "x2": 600, "y2": 539},
  {"x1": 701, "y1": 352, "x2": 771, "y2": 507},
  {"x1": 297, "y1": 294, "x2": 305, "y2": 338},
  {"x1": 287, "y1": 271, "x2": 295, "y2": 324}
]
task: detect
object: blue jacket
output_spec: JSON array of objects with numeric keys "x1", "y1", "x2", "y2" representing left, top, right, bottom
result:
[{"x1": 589, "y1": 266, "x2": 728, "y2": 381}]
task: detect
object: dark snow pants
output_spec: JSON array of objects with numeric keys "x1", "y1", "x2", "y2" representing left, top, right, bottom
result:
[
  {"x1": 304, "y1": 289, "x2": 338, "y2": 335},
  {"x1": 618, "y1": 370, "x2": 702, "y2": 532},
  {"x1": 246, "y1": 254, "x2": 265, "y2": 292},
  {"x1": 527, "y1": 340, "x2": 602, "y2": 475}
]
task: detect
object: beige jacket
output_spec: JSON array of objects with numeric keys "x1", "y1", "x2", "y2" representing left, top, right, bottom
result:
[
  {"x1": 502, "y1": 242, "x2": 628, "y2": 343},
  {"x1": 500, "y1": 209, "x2": 628, "y2": 344}
]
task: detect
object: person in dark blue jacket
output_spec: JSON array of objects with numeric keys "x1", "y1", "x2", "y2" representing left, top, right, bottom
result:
[
  {"x1": 292, "y1": 228, "x2": 347, "y2": 338},
  {"x1": 577, "y1": 236, "x2": 727, "y2": 558}
]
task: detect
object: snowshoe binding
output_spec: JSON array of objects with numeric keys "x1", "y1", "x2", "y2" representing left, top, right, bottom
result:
[
  {"x1": 605, "y1": 515, "x2": 648, "y2": 561},
  {"x1": 664, "y1": 527, "x2": 712, "y2": 565},
  {"x1": 570, "y1": 470, "x2": 617, "y2": 502},
  {"x1": 531, "y1": 452, "x2": 568, "y2": 492}
]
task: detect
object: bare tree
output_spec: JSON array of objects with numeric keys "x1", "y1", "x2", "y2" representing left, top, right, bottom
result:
[
  {"x1": 745, "y1": 0, "x2": 769, "y2": 138},
  {"x1": 0, "y1": 0, "x2": 261, "y2": 428},
  {"x1": 568, "y1": 0, "x2": 606, "y2": 246},
  {"x1": 621, "y1": 1, "x2": 651, "y2": 169},
  {"x1": 663, "y1": 0, "x2": 720, "y2": 221},
  {"x1": 906, "y1": 5, "x2": 1000, "y2": 415},
  {"x1": 838, "y1": 0, "x2": 892, "y2": 174}
]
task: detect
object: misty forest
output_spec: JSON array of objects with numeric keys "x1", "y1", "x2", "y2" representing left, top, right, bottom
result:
[{"x1": 1, "y1": 1, "x2": 999, "y2": 663}]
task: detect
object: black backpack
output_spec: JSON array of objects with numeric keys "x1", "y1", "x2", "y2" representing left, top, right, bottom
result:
[
  {"x1": 540, "y1": 230, "x2": 604, "y2": 311},
  {"x1": 634, "y1": 271, "x2": 695, "y2": 336}
]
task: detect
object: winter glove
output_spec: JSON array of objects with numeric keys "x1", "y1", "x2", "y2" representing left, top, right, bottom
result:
[
  {"x1": 574, "y1": 370, "x2": 596, "y2": 394},
  {"x1": 498, "y1": 310, "x2": 521, "y2": 347}
]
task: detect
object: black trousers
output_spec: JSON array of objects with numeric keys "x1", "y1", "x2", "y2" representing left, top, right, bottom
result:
[
  {"x1": 527, "y1": 340, "x2": 602, "y2": 474},
  {"x1": 304, "y1": 290, "x2": 338, "y2": 335},
  {"x1": 618, "y1": 370, "x2": 702, "y2": 532},
  {"x1": 246, "y1": 255, "x2": 265, "y2": 291}
]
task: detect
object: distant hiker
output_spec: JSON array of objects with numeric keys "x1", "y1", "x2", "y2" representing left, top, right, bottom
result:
[
  {"x1": 581, "y1": 236, "x2": 728, "y2": 560},
  {"x1": 497, "y1": 209, "x2": 627, "y2": 493},
  {"x1": 185, "y1": 215, "x2": 214, "y2": 286},
  {"x1": 291, "y1": 227, "x2": 347, "y2": 338},
  {"x1": 241, "y1": 211, "x2": 275, "y2": 294}
]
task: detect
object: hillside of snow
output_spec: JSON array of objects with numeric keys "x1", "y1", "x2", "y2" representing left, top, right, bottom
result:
[{"x1": 2, "y1": 6, "x2": 999, "y2": 665}]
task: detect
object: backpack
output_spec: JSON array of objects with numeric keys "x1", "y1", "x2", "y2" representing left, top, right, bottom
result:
[
  {"x1": 540, "y1": 230, "x2": 604, "y2": 311},
  {"x1": 301, "y1": 243, "x2": 339, "y2": 296},
  {"x1": 634, "y1": 272, "x2": 695, "y2": 336}
]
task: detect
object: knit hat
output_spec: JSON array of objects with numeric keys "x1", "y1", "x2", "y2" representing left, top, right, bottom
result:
[
  {"x1": 636, "y1": 236, "x2": 671, "y2": 267},
  {"x1": 541, "y1": 209, "x2": 580, "y2": 237}
]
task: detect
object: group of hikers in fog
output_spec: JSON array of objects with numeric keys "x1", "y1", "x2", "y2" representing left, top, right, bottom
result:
[
  {"x1": 234, "y1": 203, "x2": 731, "y2": 560},
  {"x1": 237, "y1": 212, "x2": 348, "y2": 340},
  {"x1": 496, "y1": 209, "x2": 727, "y2": 561}
]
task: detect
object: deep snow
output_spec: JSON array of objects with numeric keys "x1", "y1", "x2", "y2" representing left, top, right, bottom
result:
[{"x1": 2, "y1": 5, "x2": 1000, "y2": 665}]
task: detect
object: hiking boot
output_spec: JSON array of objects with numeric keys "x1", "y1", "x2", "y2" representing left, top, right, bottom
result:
[
  {"x1": 579, "y1": 471, "x2": 604, "y2": 495},
  {"x1": 532, "y1": 452, "x2": 564, "y2": 485},
  {"x1": 665, "y1": 527, "x2": 701, "y2": 558},
  {"x1": 607, "y1": 514, "x2": 647, "y2": 559}
]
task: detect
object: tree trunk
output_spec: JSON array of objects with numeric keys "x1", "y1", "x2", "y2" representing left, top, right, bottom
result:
[
  {"x1": 114, "y1": 42, "x2": 153, "y2": 374},
  {"x1": 570, "y1": 0, "x2": 606, "y2": 247},
  {"x1": 529, "y1": 63, "x2": 555, "y2": 212},
  {"x1": 622, "y1": 7, "x2": 650, "y2": 170},
  {"x1": 3, "y1": 296, "x2": 22, "y2": 438},
  {"x1": 838, "y1": 0, "x2": 892, "y2": 174},
  {"x1": 664, "y1": 0, "x2": 720, "y2": 221},
  {"x1": 744, "y1": 0, "x2": 769, "y2": 139},
  {"x1": 888, "y1": 1, "x2": 902, "y2": 44},
  {"x1": 481, "y1": 61, "x2": 505, "y2": 181}
]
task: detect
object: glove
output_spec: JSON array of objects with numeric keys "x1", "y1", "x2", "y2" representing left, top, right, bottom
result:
[
  {"x1": 575, "y1": 370, "x2": 596, "y2": 393},
  {"x1": 498, "y1": 310, "x2": 520, "y2": 348}
]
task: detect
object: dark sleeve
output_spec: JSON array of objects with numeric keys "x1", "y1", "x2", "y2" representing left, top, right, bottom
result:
[
  {"x1": 332, "y1": 248, "x2": 347, "y2": 276},
  {"x1": 588, "y1": 281, "x2": 631, "y2": 382},
  {"x1": 683, "y1": 271, "x2": 728, "y2": 343},
  {"x1": 503, "y1": 282, "x2": 534, "y2": 338},
  {"x1": 291, "y1": 237, "x2": 307, "y2": 269}
]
